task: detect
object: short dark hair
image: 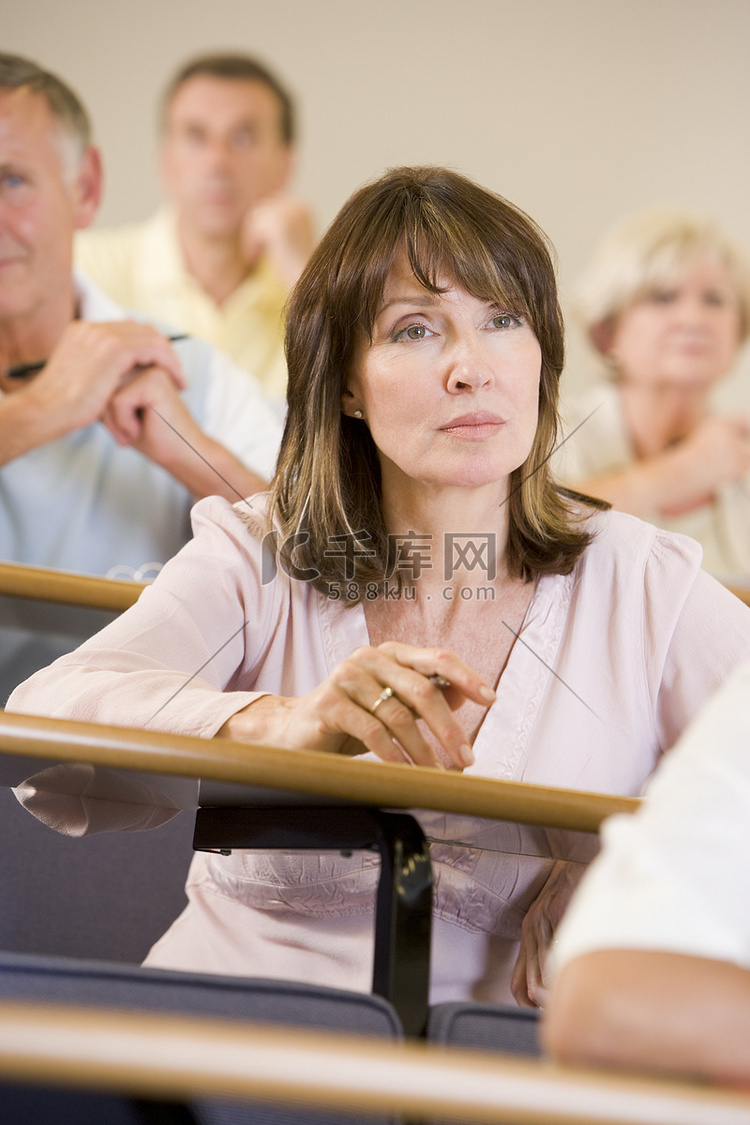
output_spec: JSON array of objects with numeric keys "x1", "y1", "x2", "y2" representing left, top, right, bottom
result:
[
  {"x1": 270, "y1": 166, "x2": 601, "y2": 600},
  {"x1": 161, "y1": 53, "x2": 295, "y2": 145},
  {"x1": 0, "y1": 53, "x2": 91, "y2": 156}
]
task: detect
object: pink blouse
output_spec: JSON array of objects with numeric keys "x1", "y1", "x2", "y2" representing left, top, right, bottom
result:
[{"x1": 9, "y1": 496, "x2": 750, "y2": 1003}]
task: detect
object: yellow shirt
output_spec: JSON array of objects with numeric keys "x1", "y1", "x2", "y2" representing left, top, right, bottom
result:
[{"x1": 75, "y1": 207, "x2": 289, "y2": 402}]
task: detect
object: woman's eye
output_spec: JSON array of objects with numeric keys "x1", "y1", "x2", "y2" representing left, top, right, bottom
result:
[
  {"x1": 648, "y1": 290, "x2": 677, "y2": 305},
  {"x1": 395, "y1": 323, "x2": 429, "y2": 341},
  {"x1": 491, "y1": 313, "x2": 520, "y2": 329}
]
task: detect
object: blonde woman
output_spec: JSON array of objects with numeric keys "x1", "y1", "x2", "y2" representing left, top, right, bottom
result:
[{"x1": 556, "y1": 210, "x2": 750, "y2": 576}]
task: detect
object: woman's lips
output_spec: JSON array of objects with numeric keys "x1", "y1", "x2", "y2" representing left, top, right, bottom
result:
[{"x1": 439, "y1": 412, "x2": 506, "y2": 439}]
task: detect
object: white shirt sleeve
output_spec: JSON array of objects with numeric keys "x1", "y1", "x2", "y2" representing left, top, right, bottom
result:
[{"x1": 203, "y1": 349, "x2": 285, "y2": 481}]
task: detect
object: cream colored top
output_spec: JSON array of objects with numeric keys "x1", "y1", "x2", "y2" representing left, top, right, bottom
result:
[
  {"x1": 76, "y1": 208, "x2": 289, "y2": 402},
  {"x1": 554, "y1": 382, "x2": 750, "y2": 580}
]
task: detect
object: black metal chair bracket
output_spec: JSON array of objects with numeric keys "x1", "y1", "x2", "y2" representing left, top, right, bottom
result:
[{"x1": 193, "y1": 805, "x2": 433, "y2": 1037}]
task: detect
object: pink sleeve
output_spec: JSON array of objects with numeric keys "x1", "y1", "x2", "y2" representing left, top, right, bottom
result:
[
  {"x1": 7, "y1": 497, "x2": 271, "y2": 739},
  {"x1": 645, "y1": 532, "x2": 750, "y2": 752}
]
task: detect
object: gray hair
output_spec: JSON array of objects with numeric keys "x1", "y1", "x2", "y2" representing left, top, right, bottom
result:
[{"x1": 0, "y1": 53, "x2": 92, "y2": 177}]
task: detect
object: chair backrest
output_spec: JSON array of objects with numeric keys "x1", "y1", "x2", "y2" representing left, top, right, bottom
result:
[
  {"x1": 0, "y1": 950, "x2": 403, "y2": 1125},
  {"x1": 426, "y1": 1002, "x2": 540, "y2": 1125},
  {"x1": 0, "y1": 594, "x2": 121, "y2": 706},
  {"x1": 0, "y1": 786, "x2": 193, "y2": 963},
  {"x1": 428, "y1": 1001, "x2": 541, "y2": 1058},
  {"x1": 0, "y1": 1085, "x2": 167, "y2": 1125},
  {"x1": 0, "y1": 567, "x2": 192, "y2": 964},
  {"x1": 0, "y1": 562, "x2": 142, "y2": 706}
]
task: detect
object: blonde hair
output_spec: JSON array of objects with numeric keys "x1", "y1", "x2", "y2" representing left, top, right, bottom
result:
[{"x1": 576, "y1": 209, "x2": 750, "y2": 355}]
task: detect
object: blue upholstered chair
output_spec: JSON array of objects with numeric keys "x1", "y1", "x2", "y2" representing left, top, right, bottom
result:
[
  {"x1": 429, "y1": 999, "x2": 541, "y2": 1056},
  {"x1": 0, "y1": 950, "x2": 403, "y2": 1124},
  {"x1": 0, "y1": 785, "x2": 192, "y2": 964}
]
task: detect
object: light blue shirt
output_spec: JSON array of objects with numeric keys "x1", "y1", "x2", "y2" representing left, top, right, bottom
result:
[{"x1": 0, "y1": 273, "x2": 283, "y2": 702}]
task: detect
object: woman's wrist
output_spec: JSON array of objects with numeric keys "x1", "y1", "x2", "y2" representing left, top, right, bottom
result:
[{"x1": 215, "y1": 693, "x2": 291, "y2": 745}]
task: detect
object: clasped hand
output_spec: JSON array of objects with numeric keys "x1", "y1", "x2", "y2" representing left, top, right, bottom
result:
[{"x1": 21, "y1": 320, "x2": 194, "y2": 465}]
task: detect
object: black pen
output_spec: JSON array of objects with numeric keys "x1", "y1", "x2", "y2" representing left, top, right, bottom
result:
[{"x1": 4, "y1": 333, "x2": 190, "y2": 379}]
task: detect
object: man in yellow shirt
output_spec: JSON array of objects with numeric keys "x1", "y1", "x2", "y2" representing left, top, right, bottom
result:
[
  {"x1": 76, "y1": 53, "x2": 316, "y2": 403},
  {"x1": 0, "y1": 52, "x2": 282, "y2": 701}
]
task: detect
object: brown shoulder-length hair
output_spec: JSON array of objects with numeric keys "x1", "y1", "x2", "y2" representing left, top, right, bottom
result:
[{"x1": 269, "y1": 166, "x2": 604, "y2": 600}]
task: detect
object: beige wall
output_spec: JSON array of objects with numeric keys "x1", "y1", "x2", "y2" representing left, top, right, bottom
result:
[{"x1": 6, "y1": 0, "x2": 750, "y2": 398}]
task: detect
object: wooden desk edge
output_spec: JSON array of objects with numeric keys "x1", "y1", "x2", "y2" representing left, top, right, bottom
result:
[
  {"x1": 0, "y1": 562, "x2": 144, "y2": 612},
  {"x1": 0, "y1": 1000, "x2": 746, "y2": 1125},
  {"x1": 1, "y1": 560, "x2": 748, "y2": 613},
  {"x1": 0, "y1": 709, "x2": 639, "y2": 831}
]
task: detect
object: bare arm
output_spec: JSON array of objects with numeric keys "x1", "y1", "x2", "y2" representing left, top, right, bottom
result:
[
  {"x1": 0, "y1": 320, "x2": 185, "y2": 467},
  {"x1": 241, "y1": 194, "x2": 316, "y2": 290},
  {"x1": 102, "y1": 366, "x2": 267, "y2": 501},
  {"x1": 578, "y1": 415, "x2": 750, "y2": 517},
  {"x1": 543, "y1": 949, "x2": 750, "y2": 1089}
]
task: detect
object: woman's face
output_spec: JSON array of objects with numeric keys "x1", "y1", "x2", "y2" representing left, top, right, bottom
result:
[
  {"x1": 607, "y1": 257, "x2": 742, "y2": 389},
  {"x1": 344, "y1": 258, "x2": 543, "y2": 496}
]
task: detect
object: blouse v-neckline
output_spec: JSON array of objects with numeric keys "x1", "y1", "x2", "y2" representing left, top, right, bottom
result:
[{"x1": 317, "y1": 568, "x2": 576, "y2": 781}]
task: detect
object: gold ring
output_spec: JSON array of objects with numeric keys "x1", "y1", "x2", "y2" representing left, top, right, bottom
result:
[{"x1": 370, "y1": 686, "x2": 394, "y2": 715}]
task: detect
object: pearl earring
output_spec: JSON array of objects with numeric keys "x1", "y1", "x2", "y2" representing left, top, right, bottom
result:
[{"x1": 354, "y1": 409, "x2": 364, "y2": 419}]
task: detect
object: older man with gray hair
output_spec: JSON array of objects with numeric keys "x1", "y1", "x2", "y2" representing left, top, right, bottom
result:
[{"x1": 0, "y1": 53, "x2": 282, "y2": 698}]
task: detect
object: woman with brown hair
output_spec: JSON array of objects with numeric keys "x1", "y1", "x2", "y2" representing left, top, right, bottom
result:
[{"x1": 10, "y1": 167, "x2": 750, "y2": 1007}]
